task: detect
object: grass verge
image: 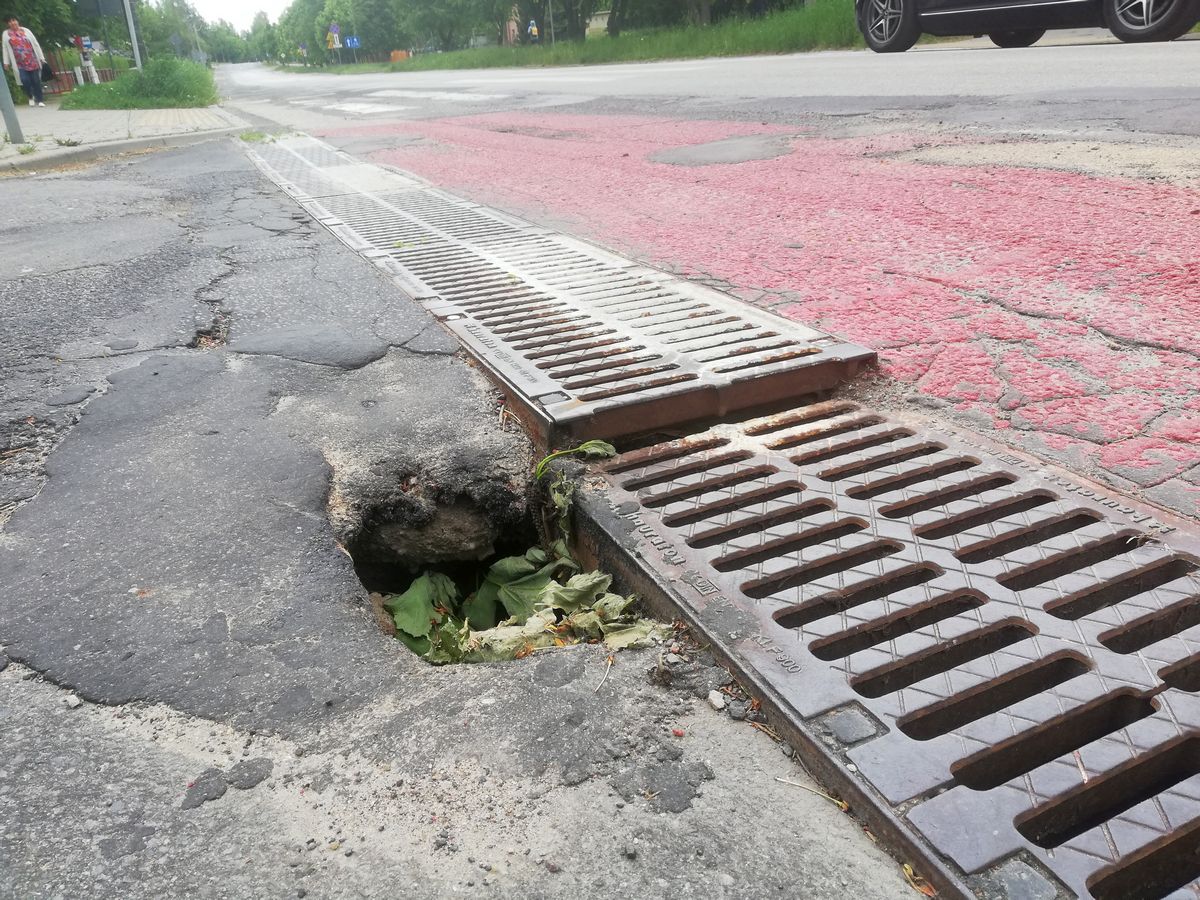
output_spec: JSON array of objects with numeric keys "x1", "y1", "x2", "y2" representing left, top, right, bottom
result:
[
  {"x1": 318, "y1": 0, "x2": 862, "y2": 73},
  {"x1": 61, "y1": 58, "x2": 218, "y2": 110}
]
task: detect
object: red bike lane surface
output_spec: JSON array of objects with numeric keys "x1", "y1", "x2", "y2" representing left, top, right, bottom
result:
[{"x1": 318, "y1": 113, "x2": 1200, "y2": 518}]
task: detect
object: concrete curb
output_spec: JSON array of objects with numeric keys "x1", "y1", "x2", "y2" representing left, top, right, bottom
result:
[{"x1": 1, "y1": 125, "x2": 246, "y2": 173}]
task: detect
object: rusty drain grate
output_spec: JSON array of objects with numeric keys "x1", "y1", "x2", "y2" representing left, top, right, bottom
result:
[
  {"x1": 243, "y1": 136, "x2": 875, "y2": 443},
  {"x1": 574, "y1": 399, "x2": 1200, "y2": 900}
]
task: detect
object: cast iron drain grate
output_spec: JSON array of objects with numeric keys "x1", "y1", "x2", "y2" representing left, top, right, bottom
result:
[
  {"x1": 576, "y1": 400, "x2": 1200, "y2": 900},
  {"x1": 244, "y1": 136, "x2": 875, "y2": 443}
]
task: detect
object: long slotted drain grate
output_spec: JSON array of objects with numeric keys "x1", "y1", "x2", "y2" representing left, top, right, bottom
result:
[
  {"x1": 244, "y1": 136, "x2": 875, "y2": 443},
  {"x1": 575, "y1": 400, "x2": 1200, "y2": 900}
]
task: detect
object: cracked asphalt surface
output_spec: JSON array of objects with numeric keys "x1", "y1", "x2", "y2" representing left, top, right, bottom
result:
[
  {"x1": 216, "y1": 41, "x2": 1200, "y2": 519},
  {"x1": 0, "y1": 140, "x2": 909, "y2": 898}
]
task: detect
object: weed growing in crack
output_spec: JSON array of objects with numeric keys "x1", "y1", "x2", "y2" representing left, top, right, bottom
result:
[{"x1": 374, "y1": 440, "x2": 671, "y2": 664}]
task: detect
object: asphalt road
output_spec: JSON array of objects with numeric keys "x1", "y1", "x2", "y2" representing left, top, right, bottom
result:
[
  {"x1": 219, "y1": 37, "x2": 1200, "y2": 521},
  {"x1": 222, "y1": 35, "x2": 1200, "y2": 133}
]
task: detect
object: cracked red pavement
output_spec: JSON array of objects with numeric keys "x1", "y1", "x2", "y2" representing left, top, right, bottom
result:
[{"x1": 317, "y1": 113, "x2": 1200, "y2": 518}]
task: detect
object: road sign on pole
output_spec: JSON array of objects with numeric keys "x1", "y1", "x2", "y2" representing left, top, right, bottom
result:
[{"x1": 344, "y1": 35, "x2": 360, "y2": 48}]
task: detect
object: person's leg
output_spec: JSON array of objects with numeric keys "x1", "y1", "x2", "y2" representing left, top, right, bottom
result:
[
  {"x1": 29, "y1": 67, "x2": 44, "y2": 103},
  {"x1": 18, "y1": 67, "x2": 37, "y2": 104}
]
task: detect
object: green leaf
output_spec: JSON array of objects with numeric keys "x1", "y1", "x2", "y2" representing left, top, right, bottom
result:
[
  {"x1": 533, "y1": 439, "x2": 618, "y2": 481},
  {"x1": 383, "y1": 573, "x2": 456, "y2": 638},
  {"x1": 497, "y1": 567, "x2": 557, "y2": 623},
  {"x1": 394, "y1": 629, "x2": 431, "y2": 656},
  {"x1": 426, "y1": 617, "x2": 471, "y2": 665},
  {"x1": 601, "y1": 620, "x2": 672, "y2": 651},
  {"x1": 461, "y1": 584, "x2": 499, "y2": 630},
  {"x1": 486, "y1": 555, "x2": 538, "y2": 583},
  {"x1": 475, "y1": 551, "x2": 577, "y2": 624},
  {"x1": 574, "y1": 439, "x2": 617, "y2": 460}
]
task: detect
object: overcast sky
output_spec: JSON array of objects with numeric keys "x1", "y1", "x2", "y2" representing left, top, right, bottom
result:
[{"x1": 192, "y1": 0, "x2": 287, "y2": 33}]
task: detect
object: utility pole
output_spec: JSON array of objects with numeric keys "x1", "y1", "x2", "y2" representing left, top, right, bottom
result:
[
  {"x1": 122, "y1": 0, "x2": 143, "y2": 69},
  {"x1": 548, "y1": 0, "x2": 555, "y2": 45},
  {"x1": 1, "y1": 66, "x2": 25, "y2": 145}
]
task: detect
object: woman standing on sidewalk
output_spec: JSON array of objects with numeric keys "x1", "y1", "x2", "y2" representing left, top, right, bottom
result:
[{"x1": 2, "y1": 16, "x2": 47, "y2": 107}]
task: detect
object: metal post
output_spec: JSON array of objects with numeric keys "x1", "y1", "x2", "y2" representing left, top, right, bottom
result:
[
  {"x1": 1, "y1": 66, "x2": 25, "y2": 144},
  {"x1": 548, "y1": 1, "x2": 555, "y2": 45},
  {"x1": 122, "y1": 0, "x2": 143, "y2": 69}
]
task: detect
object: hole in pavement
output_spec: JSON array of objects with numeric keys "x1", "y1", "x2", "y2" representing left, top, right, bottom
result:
[{"x1": 346, "y1": 483, "x2": 670, "y2": 665}]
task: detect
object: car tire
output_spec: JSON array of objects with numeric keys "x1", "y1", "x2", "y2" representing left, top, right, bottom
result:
[
  {"x1": 859, "y1": 0, "x2": 921, "y2": 52},
  {"x1": 1104, "y1": 0, "x2": 1200, "y2": 41},
  {"x1": 988, "y1": 28, "x2": 1046, "y2": 46}
]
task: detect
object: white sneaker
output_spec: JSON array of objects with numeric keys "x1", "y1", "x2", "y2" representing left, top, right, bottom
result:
[
  {"x1": 37, "y1": 101, "x2": 45, "y2": 107},
  {"x1": 28, "y1": 99, "x2": 35, "y2": 106}
]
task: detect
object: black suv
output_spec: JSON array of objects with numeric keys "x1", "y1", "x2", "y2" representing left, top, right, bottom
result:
[{"x1": 857, "y1": 0, "x2": 1199, "y2": 51}]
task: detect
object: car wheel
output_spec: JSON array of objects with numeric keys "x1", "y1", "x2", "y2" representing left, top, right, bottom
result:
[
  {"x1": 988, "y1": 28, "x2": 1046, "y2": 46},
  {"x1": 1104, "y1": 0, "x2": 1200, "y2": 41},
  {"x1": 860, "y1": 0, "x2": 921, "y2": 52}
]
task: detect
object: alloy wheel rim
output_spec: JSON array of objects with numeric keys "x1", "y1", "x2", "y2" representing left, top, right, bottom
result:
[
  {"x1": 1113, "y1": 0, "x2": 1173, "y2": 29},
  {"x1": 868, "y1": 0, "x2": 904, "y2": 42}
]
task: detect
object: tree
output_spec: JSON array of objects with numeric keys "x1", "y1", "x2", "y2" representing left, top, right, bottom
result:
[
  {"x1": 278, "y1": 0, "x2": 325, "y2": 60},
  {"x1": 12, "y1": 0, "x2": 74, "y2": 43},
  {"x1": 398, "y1": 0, "x2": 484, "y2": 50},
  {"x1": 350, "y1": 0, "x2": 407, "y2": 52},
  {"x1": 203, "y1": 19, "x2": 247, "y2": 61},
  {"x1": 246, "y1": 11, "x2": 278, "y2": 59}
]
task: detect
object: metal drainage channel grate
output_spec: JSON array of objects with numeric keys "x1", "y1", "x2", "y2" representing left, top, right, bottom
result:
[
  {"x1": 244, "y1": 136, "x2": 875, "y2": 444},
  {"x1": 574, "y1": 399, "x2": 1200, "y2": 900}
]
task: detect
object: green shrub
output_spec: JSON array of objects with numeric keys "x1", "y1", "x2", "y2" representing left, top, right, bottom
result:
[{"x1": 61, "y1": 57, "x2": 218, "y2": 109}]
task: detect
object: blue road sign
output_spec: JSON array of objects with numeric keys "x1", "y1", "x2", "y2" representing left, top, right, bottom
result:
[{"x1": 345, "y1": 35, "x2": 360, "y2": 48}]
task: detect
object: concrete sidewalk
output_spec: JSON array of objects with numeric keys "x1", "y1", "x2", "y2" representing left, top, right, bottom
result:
[{"x1": 1, "y1": 101, "x2": 249, "y2": 170}]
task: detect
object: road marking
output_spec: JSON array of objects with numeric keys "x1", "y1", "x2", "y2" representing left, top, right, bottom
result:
[{"x1": 367, "y1": 89, "x2": 507, "y2": 102}]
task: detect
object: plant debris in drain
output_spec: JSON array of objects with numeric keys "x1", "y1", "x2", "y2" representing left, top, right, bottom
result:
[{"x1": 372, "y1": 440, "x2": 671, "y2": 664}]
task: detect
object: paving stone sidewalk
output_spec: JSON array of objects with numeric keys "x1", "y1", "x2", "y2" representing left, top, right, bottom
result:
[{"x1": 1, "y1": 102, "x2": 247, "y2": 169}]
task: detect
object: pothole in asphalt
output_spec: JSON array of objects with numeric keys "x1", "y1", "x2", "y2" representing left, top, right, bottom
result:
[{"x1": 344, "y1": 447, "x2": 673, "y2": 665}]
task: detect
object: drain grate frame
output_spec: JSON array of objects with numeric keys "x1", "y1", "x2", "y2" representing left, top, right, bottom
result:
[
  {"x1": 574, "y1": 399, "x2": 1200, "y2": 900},
  {"x1": 244, "y1": 136, "x2": 876, "y2": 444}
]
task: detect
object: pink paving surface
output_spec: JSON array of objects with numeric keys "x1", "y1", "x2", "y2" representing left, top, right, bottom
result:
[{"x1": 319, "y1": 113, "x2": 1200, "y2": 517}]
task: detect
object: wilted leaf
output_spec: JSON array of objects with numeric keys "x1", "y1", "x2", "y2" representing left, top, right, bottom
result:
[
  {"x1": 538, "y1": 571, "x2": 612, "y2": 614},
  {"x1": 602, "y1": 620, "x2": 672, "y2": 651},
  {"x1": 463, "y1": 609, "x2": 561, "y2": 662},
  {"x1": 594, "y1": 592, "x2": 634, "y2": 621},
  {"x1": 565, "y1": 608, "x2": 603, "y2": 639}
]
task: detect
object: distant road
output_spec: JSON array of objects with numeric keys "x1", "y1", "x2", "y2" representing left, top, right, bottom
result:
[{"x1": 221, "y1": 35, "x2": 1200, "y2": 135}]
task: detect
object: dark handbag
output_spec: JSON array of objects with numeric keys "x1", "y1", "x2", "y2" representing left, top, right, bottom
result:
[{"x1": 40, "y1": 60, "x2": 54, "y2": 82}]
